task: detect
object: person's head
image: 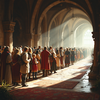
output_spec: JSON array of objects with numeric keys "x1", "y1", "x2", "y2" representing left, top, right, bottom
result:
[
  {"x1": 56, "y1": 50, "x2": 59, "y2": 54},
  {"x1": 32, "y1": 53, "x2": 36, "y2": 58},
  {"x1": 29, "y1": 47, "x2": 32, "y2": 54},
  {"x1": 66, "y1": 48, "x2": 69, "y2": 51},
  {"x1": 44, "y1": 47, "x2": 47, "y2": 50},
  {"x1": 60, "y1": 47, "x2": 63, "y2": 50},
  {"x1": 36, "y1": 50, "x2": 39, "y2": 55},
  {"x1": 4, "y1": 46, "x2": 9, "y2": 52},
  {"x1": 34, "y1": 47, "x2": 36, "y2": 49},
  {"x1": 15, "y1": 49, "x2": 20, "y2": 55},
  {"x1": 20, "y1": 45, "x2": 22, "y2": 48},
  {"x1": 24, "y1": 46, "x2": 28, "y2": 52},
  {"x1": 38, "y1": 46, "x2": 41, "y2": 49},
  {"x1": 50, "y1": 46, "x2": 52, "y2": 50}
]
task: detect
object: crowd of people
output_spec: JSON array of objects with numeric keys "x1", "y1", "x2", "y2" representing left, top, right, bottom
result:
[{"x1": 0, "y1": 45, "x2": 92, "y2": 87}]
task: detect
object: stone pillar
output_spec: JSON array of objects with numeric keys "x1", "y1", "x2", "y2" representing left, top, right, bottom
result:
[
  {"x1": 31, "y1": 33, "x2": 35, "y2": 47},
  {"x1": 88, "y1": 32, "x2": 99, "y2": 80},
  {"x1": 74, "y1": 30, "x2": 76, "y2": 47},
  {"x1": 42, "y1": 14, "x2": 48, "y2": 47},
  {"x1": 56, "y1": 28, "x2": 60, "y2": 48},
  {"x1": 71, "y1": 31, "x2": 75, "y2": 47},
  {"x1": 25, "y1": 34, "x2": 32, "y2": 47},
  {"x1": 34, "y1": 34, "x2": 41, "y2": 48},
  {"x1": 59, "y1": 27, "x2": 63, "y2": 47},
  {"x1": 47, "y1": 31, "x2": 50, "y2": 47},
  {"x1": 3, "y1": 21, "x2": 15, "y2": 52},
  {"x1": 61, "y1": 31, "x2": 64, "y2": 47}
]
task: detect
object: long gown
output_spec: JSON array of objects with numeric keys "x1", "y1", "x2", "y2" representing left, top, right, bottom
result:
[
  {"x1": 56, "y1": 53, "x2": 61, "y2": 68},
  {"x1": 1, "y1": 51, "x2": 9, "y2": 82},
  {"x1": 5, "y1": 53, "x2": 12, "y2": 85},
  {"x1": 12, "y1": 55, "x2": 21, "y2": 83},
  {"x1": 50, "y1": 53, "x2": 57, "y2": 73},
  {"x1": 65, "y1": 50, "x2": 70, "y2": 66},
  {"x1": 41, "y1": 50, "x2": 50, "y2": 70}
]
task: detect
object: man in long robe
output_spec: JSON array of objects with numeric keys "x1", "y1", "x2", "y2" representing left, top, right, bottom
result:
[
  {"x1": 5, "y1": 48, "x2": 12, "y2": 85},
  {"x1": 1, "y1": 46, "x2": 9, "y2": 82},
  {"x1": 41, "y1": 47, "x2": 50, "y2": 77}
]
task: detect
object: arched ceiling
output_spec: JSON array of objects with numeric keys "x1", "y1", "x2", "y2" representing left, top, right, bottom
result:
[
  {"x1": 47, "y1": 7, "x2": 92, "y2": 37},
  {"x1": 36, "y1": 0, "x2": 94, "y2": 34},
  {"x1": 11, "y1": 0, "x2": 96, "y2": 47}
]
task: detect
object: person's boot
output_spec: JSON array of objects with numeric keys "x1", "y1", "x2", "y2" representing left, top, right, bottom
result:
[
  {"x1": 35, "y1": 72, "x2": 37, "y2": 79},
  {"x1": 42, "y1": 70, "x2": 45, "y2": 77},
  {"x1": 46, "y1": 70, "x2": 48, "y2": 76},
  {"x1": 29, "y1": 73, "x2": 31, "y2": 79}
]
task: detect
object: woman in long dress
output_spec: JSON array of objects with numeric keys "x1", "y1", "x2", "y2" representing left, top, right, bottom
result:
[
  {"x1": 50, "y1": 51, "x2": 57, "y2": 73},
  {"x1": 59, "y1": 47, "x2": 64, "y2": 68},
  {"x1": 55, "y1": 49, "x2": 61, "y2": 69},
  {"x1": 4, "y1": 46, "x2": 12, "y2": 85},
  {"x1": 71, "y1": 48, "x2": 75, "y2": 65},
  {"x1": 32, "y1": 54, "x2": 38, "y2": 79},
  {"x1": 36, "y1": 50, "x2": 41, "y2": 72},
  {"x1": 12, "y1": 49, "x2": 21, "y2": 85},
  {"x1": 65, "y1": 48, "x2": 70, "y2": 67}
]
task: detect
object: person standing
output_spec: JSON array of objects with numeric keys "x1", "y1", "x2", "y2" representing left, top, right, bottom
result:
[
  {"x1": 32, "y1": 53, "x2": 38, "y2": 79},
  {"x1": 50, "y1": 50, "x2": 57, "y2": 73},
  {"x1": 65, "y1": 48, "x2": 70, "y2": 67},
  {"x1": 20, "y1": 46, "x2": 31, "y2": 87},
  {"x1": 37, "y1": 46, "x2": 42, "y2": 54},
  {"x1": 59, "y1": 47, "x2": 64, "y2": 68},
  {"x1": 12, "y1": 49, "x2": 21, "y2": 85},
  {"x1": 71, "y1": 48, "x2": 75, "y2": 65},
  {"x1": 36, "y1": 50, "x2": 41, "y2": 72},
  {"x1": 55, "y1": 49, "x2": 61, "y2": 69},
  {"x1": 41, "y1": 47, "x2": 50, "y2": 77},
  {"x1": 1, "y1": 46, "x2": 11, "y2": 83},
  {"x1": 3, "y1": 46, "x2": 12, "y2": 85}
]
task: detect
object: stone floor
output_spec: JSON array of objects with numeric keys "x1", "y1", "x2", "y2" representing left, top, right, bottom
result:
[{"x1": 12, "y1": 56, "x2": 99, "y2": 95}]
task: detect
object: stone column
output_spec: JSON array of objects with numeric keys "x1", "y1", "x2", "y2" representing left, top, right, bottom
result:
[
  {"x1": 71, "y1": 31, "x2": 75, "y2": 47},
  {"x1": 74, "y1": 30, "x2": 76, "y2": 47},
  {"x1": 34, "y1": 34, "x2": 41, "y2": 48},
  {"x1": 3, "y1": 21, "x2": 15, "y2": 52},
  {"x1": 58, "y1": 27, "x2": 63, "y2": 47},
  {"x1": 25, "y1": 34, "x2": 32, "y2": 47},
  {"x1": 88, "y1": 32, "x2": 99, "y2": 80},
  {"x1": 42, "y1": 14, "x2": 48, "y2": 47},
  {"x1": 56, "y1": 28, "x2": 60, "y2": 48},
  {"x1": 31, "y1": 33, "x2": 35, "y2": 47}
]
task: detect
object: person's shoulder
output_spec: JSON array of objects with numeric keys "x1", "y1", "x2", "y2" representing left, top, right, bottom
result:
[{"x1": 46, "y1": 50, "x2": 50, "y2": 53}]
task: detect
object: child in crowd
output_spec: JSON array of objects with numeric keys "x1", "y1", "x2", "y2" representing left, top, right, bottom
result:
[{"x1": 32, "y1": 53, "x2": 38, "y2": 79}]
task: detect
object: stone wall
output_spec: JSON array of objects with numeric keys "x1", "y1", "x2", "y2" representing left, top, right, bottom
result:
[{"x1": 0, "y1": 1, "x2": 4, "y2": 47}]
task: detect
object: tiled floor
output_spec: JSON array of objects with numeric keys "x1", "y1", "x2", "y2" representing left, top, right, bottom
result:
[{"x1": 12, "y1": 56, "x2": 99, "y2": 95}]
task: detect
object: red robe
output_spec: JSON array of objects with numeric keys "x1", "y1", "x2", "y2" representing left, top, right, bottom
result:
[
  {"x1": 12, "y1": 55, "x2": 21, "y2": 83},
  {"x1": 41, "y1": 50, "x2": 50, "y2": 70}
]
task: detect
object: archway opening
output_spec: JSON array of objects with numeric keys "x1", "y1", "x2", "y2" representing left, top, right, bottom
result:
[{"x1": 46, "y1": 7, "x2": 94, "y2": 56}]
